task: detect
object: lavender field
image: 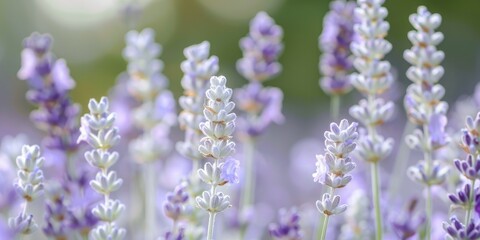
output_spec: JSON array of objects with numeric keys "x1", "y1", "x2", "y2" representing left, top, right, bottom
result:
[{"x1": 1, "y1": 0, "x2": 480, "y2": 239}]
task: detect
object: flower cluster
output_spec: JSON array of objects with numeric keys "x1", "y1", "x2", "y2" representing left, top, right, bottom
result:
[
  {"x1": 236, "y1": 12, "x2": 285, "y2": 137},
  {"x1": 268, "y1": 208, "x2": 303, "y2": 240},
  {"x1": 405, "y1": 6, "x2": 450, "y2": 187},
  {"x1": 313, "y1": 119, "x2": 358, "y2": 216},
  {"x1": 319, "y1": 0, "x2": 356, "y2": 95},
  {"x1": 78, "y1": 97, "x2": 125, "y2": 240},
  {"x1": 196, "y1": 76, "x2": 239, "y2": 240},
  {"x1": 349, "y1": 0, "x2": 395, "y2": 238},
  {"x1": 177, "y1": 41, "x2": 219, "y2": 164},
  {"x1": 349, "y1": 0, "x2": 395, "y2": 164},
  {"x1": 122, "y1": 28, "x2": 176, "y2": 164},
  {"x1": 391, "y1": 198, "x2": 425, "y2": 239},
  {"x1": 163, "y1": 183, "x2": 190, "y2": 240},
  {"x1": 17, "y1": 33, "x2": 80, "y2": 153},
  {"x1": 237, "y1": 11, "x2": 283, "y2": 83},
  {"x1": 444, "y1": 113, "x2": 480, "y2": 239},
  {"x1": 42, "y1": 173, "x2": 99, "y2": 239},
  {"x1": 8, "y1": 145, "x2": 44, "y2": 235}
]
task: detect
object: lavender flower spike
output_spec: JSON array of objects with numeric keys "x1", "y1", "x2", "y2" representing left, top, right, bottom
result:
[
  {"x1": 177, "y1": 41, "x2": 219, "y2": 170},
  {"x1": 18, "y1": 33, "x2": 80, "y2": 154},
  {"x1": 8, "y1": 145, "x2": 44, "y2": 236},
  {"x1": 163, "y1": 182, "x2": 189, "y2": 239},
  {"x1": 268, "y1": 208, "x2": 303, "y2": 240},
  {"x1": 319, "y1": 0, "x2": 356, "y2": 96},
  {"x1": 236, "y1": 12, "x2": 284, "y2": 219},
  {"x1": 122, "y1": 28, "x2": 176, "y2": 239},
  {"x1": 78, "y1": 97, "x2": 125, "y2": 240},
  {"x1": 403, "y1": 7, "x2": 449, "y2": 239},
  {"x1": 196, "y1": 76, "x2": 237, "y2": 240},
  {"x1": 237, "y1": 11, "x2": 283, "y2": 83},
  {"x1": 349, "y1": 0, "x2": 395, "y2": 238},
  {"x1": 313, "y1": 119, "x2": 358, "y2": 240}
]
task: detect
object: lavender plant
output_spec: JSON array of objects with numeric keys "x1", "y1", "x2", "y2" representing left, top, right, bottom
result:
[
  {"x1": 313, "y1": 119, "x2": 358, "y2": 240},
  {"x1": 268, "y1": 208, "x2": 303, "y2": 240},
  {"x1": 319, "y1": 0, "x2": 356, "y2": 119},
  {"x1": 177, "y1": 41, "x2": 219, "y2": 174},
  {"x1": 403, "y1": 6, "x2": 449, "y2": 239},
  {"x1": 236, "y1": 11, "x2": 284, "y2": 217},
  {"x1": 196, "y1": 76, "x2": 239, "y2": 240},
  {"x1": 17, "y1": 33, "x2": 80, "y2": 171},
  {"x1": 8, "y1": 145, "x2": 44, "y2": 236},
  {"x1": 349, "y1": 0, "x2": 395, "y2": 238},
  {"x1": 163, "y1": 182, "x2": 189, "y2": 240},
  {"x1": 122, "y1": 28, "x2": 176, "y2": 239},
  {"x1": 78, "y1": 97, "x2": 125, "y2": 240},
  {"x1": 442, "y1": 113, "x2": 480, "y2": 239}
]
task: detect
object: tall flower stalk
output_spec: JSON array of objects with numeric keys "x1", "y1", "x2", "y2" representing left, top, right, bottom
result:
[
  {"x1": 8, "y1": 145, "x2": 44, "y2": 236},
  {"x1": 442, "y1": 113, "x2": 480, "y2": 239},
  {"x1": 177, "y1": 41, "x2": 219, "y2": 175},
  {"x1": 122, "y1": 28, "x2": 176, "y2": 240},
  {"x1": 319, "y1": 0, "x2": 356, "y2": 120},
  {"x1": 196, "y1": 76, "x2": 239, "y2": 240},
  {"x1": 313, "y1": 119, "x2": 358, "y2": 240},
  {"x1": 17, "y1": 33, "x2": 80, "y2": 173},
  {"x1": 403, "y1": 7, "x2": 449, "y2": 240},
  {"x1": 236, "y1": 11, "x2": 284, "y2": 215},
  {"x1": 349, "y1": 0, "x2": 395, "y2": 238},
  {"x1": 78, "y1": 97, "x2": 125, "y2": 240}
]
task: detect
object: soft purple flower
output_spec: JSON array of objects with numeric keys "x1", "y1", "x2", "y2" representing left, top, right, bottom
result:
[
  {"x1": 429, "y1": 113, "x2": 449, "y2": 149},
  {"x1": 163, "y1": 183, "x2": 189, "y2": 221},
  {"x1": 164, "y1": 226, "x2": 185, "y2": 240},
  {"x1": 319, "y1": 0, "x2": 356, "y2": 95},
  {"x1": 443, "y1": 216, "x2": 480, "y2": 239},
  {"x1": 268, "y1": 208, "x2": 303, "y2": 240},
  {"x1": 235, "y1": 82, "x2": 284, "y2": 137},
  {"x1": 237, "y1": 12, "x2": 283, "y2": 82},
  {"x1": 391, "y1": 198, "x2": 425, "y2": 240},
  {"x1": 18, "y1": 33, "x2": 80, "y2": 154},
  {"x1": 221, "y1": 157, "x2": 240, "y2": 184}
]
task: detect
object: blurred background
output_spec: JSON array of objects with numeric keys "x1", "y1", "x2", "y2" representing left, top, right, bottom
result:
[{"x1": 1, "y1": 0, "x2": 480, "y2": 238}]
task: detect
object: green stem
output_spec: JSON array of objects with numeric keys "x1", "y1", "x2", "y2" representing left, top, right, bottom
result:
[
  {"x1": 330, "y1": 95, "x2": 340, "y2": 121},
  {"x1": 422, "y1": 124, "x2": 432, "y2": 240},
  {"x1": 206, "y1": 212, "x2": 217, "y2": 240},
  {"x1": 240, "y1": 138, "x2": 256, "y2": 211},
  {"x1": 425, "y1": 186, "x2": 432, "y2": 240},
  {"x1": 465, "y1": 179, "x2": 477, "y2": 227},
  {"x1": 371, "y1": 162, "x2": 383, "y2": 240},
  {"x1": 145, "y1": 164, "x2": 156, "y2": 240},
  {"x1": 319, "y1": 215, "x2": 329, "y2": 240},
  {"x1": 206, "y1": 160, "x2": 219, "y2": 240}
]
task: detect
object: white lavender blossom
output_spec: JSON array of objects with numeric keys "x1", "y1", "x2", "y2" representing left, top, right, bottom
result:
[
  {"x1": 348, "y1": 1, "x2": 395, "y2": 238},
  {"x1": 8, "y1": 145, "x2": 44, "y2": 235},
  {"x1": 78, "y1": 97, "x2": 125, "y2": 240},
  {"x1": 403, "y1": 7, "x2": 449, "y2": 240},
  {"x1": 122, "y1": 28, "x2": 176, "y2": 164},
  {"x1": 196, "y1": 76, "x2": 238, "y2": 240},
  {"x1": 314, "y1": 119, "x2": 357, "y2": 239},
  {"x1": 177, "y1": 41, "x2": 219, "y2": 165}
]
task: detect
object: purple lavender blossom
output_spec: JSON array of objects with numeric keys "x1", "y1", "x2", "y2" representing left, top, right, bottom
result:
[
  {"x1": 391, "y1": 198, "x2": 425, "y2": 240},
  {"x1": 237, "y1": 12, "x2": 283, "y2": 82},
  {"x1": 319, "y1": 0, "x2": 356, "y2": 95},
  {"x1": 443, "y1": 217, "x2": 480, "y2": 239},
  {"x1": 17, "y1": 33, "x2": 80, "y2": 153},
  {"x1": 268, "y1": 208, "x2": 303, "y2": 240},
  {"x1": 163, "y1": 183, "x2": 189, "y2": 222},
  {"x1": 220, "y1": 157, "x2": 240, "y2": 184},
  {"x1": 235, "y1": 82, "x2": 284, "y2": 137}
]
